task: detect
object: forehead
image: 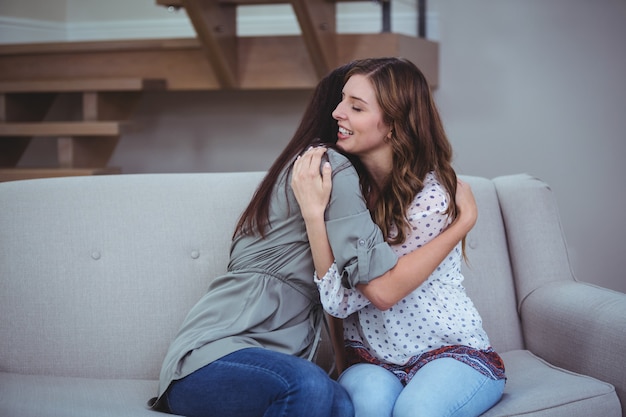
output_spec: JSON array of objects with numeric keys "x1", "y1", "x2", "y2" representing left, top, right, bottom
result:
[{"x1": 343, "y1": 74, "x2": 376, "y2": 103}]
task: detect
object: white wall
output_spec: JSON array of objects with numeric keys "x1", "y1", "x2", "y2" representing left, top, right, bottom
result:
[{"x1": 2, "y1": 0, "x2": 625, "y2": 294}]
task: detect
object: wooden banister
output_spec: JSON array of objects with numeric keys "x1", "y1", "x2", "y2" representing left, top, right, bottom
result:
[
  {"x1": 182, "y1": 0, "x2": 238, "y2": 88},
  {"x1": 151, "y1": 0, "x2": 436, "y2": 87}
]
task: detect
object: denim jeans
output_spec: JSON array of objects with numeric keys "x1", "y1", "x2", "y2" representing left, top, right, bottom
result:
[
  {"x1": 338, "y1": 358, "x2": 505, "y2": 417},
  {"x1": 164, "y1": 347, "x2": 354, "y2": 417}
]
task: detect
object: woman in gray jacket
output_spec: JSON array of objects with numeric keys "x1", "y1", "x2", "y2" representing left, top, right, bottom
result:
[{"x1": 150, "y1": 61, "x2": 477, "y2": 417}]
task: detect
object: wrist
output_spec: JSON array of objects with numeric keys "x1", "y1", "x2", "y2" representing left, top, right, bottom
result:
[
  {"x1": 452, "y1": 211, "x2": 476, "y2": 235},
  {"x1": 301, "y1": 209, "x2": 326, "y2": 223},
  {"x1": 302, "y1": 213, "x2": 326, "y2": 232}
]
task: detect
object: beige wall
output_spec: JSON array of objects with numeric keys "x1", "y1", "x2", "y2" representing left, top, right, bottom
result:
[
  {"x1": 434, "y1": 0, "x2": 626, "y2": 294},
  {"x1": 3, "y1": 0, "x2": 626, "y2": 294}
]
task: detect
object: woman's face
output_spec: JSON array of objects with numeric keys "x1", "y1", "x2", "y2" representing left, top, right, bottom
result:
[{"x1": 332, "y1": 74, "x2": 392, "y2": 164}]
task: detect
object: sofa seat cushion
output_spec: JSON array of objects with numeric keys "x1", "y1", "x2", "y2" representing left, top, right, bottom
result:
[
  {"x1": 482, "y1": 350, "x2": 620, "y2": 416},
  {"x1": 0, "y1": 372, "x2": 178, "y2": 417},
  {"x1": 2, "y1": 350, "x2": 619, "y2": 417}
]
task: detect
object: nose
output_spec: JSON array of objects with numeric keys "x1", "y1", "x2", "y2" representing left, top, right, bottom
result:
[{"x1": 332, "y1": 102, "x2": 345, "y2": 120}]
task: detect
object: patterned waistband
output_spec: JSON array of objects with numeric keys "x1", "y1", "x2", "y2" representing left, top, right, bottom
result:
[{"x1": 346, "y1": 342, "x2": 506, "y2": 385}]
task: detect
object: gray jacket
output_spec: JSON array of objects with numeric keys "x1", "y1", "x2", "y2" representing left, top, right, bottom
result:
[{"x1": 154, "y1": 148, "x2": 398, "y2": 402}]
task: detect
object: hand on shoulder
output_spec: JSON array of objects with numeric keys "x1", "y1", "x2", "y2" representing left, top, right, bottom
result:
[{"x1": 291, "y1": 147, "x2": 333, "y2": 221}]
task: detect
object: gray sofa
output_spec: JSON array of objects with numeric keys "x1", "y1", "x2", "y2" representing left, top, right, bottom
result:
[{"x1": 0, "y1": 172, "x2": 624, "y2": 417}]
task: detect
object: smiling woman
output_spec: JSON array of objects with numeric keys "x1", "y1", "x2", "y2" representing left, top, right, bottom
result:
[
  {"x1": 291, "y1": 57, "x2": 505, "y2": 417},
  {"x1": 332, "y1": 74, "x2": 394, "y2": 172}
]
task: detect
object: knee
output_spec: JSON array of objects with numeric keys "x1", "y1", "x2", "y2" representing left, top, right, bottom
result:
[
  {"x1": 339, "y1": 365, "x2": 401, "y2": 417},
  {"x1": 289, "y1": 359, "x2": 337, "y2": 399},
  {"x1": 339, "y1": 364, "x2": 400, "y2": 398},
  {"x1": 331, "y1": 383, "x2": 355, "y2": 417},
  {"x1": 289, "y1": 362, "x2": 354, "y2": 417}
]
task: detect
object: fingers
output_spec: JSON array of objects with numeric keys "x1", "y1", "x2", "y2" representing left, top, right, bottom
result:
[
  {"x1": 455, "y1": 178, "x2": 478, "y2": 229},
  {"x1": 291, "y1": 147, "x2": 333, "y2": 219},
  {"x1": 456, "y1": 179, "x2": 475, "y2": 201},
  {"x1": 294, "y1": 146, "x2": 327, "y2": 177},
  {"x1": 300, "y1": 146, "x2": 327, "y2": 167},
  {"x1": 321, "y1": 159, "x2": 332, "y2": 181}
]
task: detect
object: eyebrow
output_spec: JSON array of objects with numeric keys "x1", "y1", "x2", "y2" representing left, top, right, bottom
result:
[{"x1": 347, "y1": 94, "x2": 369, "y2": 105}]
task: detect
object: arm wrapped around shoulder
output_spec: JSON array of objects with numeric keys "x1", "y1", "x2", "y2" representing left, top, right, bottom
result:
[
  {"x1": 520, "y1": 280, "x2": 626, "y2": 405},
  {"x1": 325, "y1": 211, "x2": 398, "y2": 288}
]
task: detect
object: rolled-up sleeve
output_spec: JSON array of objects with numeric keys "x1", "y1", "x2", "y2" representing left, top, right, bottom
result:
[
  {"x1": 324, "y1": 150, "x2": 398, "y2": 288},
  {"x1": 314, "y1": 262, "x2": 370, "y2": 318}
]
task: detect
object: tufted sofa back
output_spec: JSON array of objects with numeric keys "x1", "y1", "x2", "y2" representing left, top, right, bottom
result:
[{"x1": 0, "y1": 172, "x2": 524, "y2": 380}]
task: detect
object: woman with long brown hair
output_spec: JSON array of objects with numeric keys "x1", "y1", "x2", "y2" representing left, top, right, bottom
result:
[{"x1": 292, "y1": 57, "x2": 505, "y2": 417}]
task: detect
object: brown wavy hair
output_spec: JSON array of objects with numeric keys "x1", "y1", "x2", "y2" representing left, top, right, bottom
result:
[{"x1": 345, "y1": 57, "x2": 459, "y2": 246}]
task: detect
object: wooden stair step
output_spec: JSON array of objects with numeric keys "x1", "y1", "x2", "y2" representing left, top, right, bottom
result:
[
  {"x1": 0, "y1": 121, "x2": 122, "y2": 136},
  {"x1": 0, "y1": 167, "x2": 121, "y2": 182},
  {"x1": 0, "y1": 78, "x2": 166, "y2": 94}
]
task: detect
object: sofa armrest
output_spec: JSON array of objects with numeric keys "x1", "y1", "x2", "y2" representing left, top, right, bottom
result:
[
  {"x1": 493, "y1": 174, "x2": 575, "y2": 305},
  {"x1": 521, "y1": 280, "x2": 626, "y2": 413}
]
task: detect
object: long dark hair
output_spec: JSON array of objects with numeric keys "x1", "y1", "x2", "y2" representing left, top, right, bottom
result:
[
  {"x1": 233, "y1": 62, "x2": 356, "y2": 238},
  {"x1": 346, "y1": 57, "x2": 459, "y2": 246}
]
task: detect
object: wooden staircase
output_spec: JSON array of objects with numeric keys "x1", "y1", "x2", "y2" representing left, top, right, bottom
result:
[
  {"x1": 0, "y1": 77, "x2": 166, "y2": 181},
  {"x1": 0, "y1": 0, "x2": 438, "y2": 181}
]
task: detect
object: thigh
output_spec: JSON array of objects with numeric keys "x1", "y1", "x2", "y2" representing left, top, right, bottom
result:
[
  {"x1": 338, "y1": 363, "x2": 403, "y2": 417},
  {"x1": 393, "y1": 358, "x2": 505, "y2": 417},
  {"x1": 166, "y1": 347, "x2": 351, "y2": 417}
]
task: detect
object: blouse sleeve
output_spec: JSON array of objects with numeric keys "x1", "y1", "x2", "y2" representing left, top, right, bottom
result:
[
  {"x1": 314, "y1": 262, "x2": 371, "y2": 318},
  {"x1": 323, "y1": 149, "x2": 398, "y2": 288}
]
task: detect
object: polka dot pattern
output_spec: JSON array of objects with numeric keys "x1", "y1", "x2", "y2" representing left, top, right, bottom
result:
[{"x1": 316, "y1": 172, "x2": 491, "y2": 366}]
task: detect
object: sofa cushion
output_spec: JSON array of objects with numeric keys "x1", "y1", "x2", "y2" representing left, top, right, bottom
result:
[
  {"x1": 0, "y1": 173, "x2": 265, "y2": 381},
  {"x1": 1, "y1": 350, "x2": 618, "y2": 417},
  {"x1": 0, "y1": 372, "x2": 177, "y2": 417},
  {"x1": 482, "y1": 350, "x2": 620, "y2": 416}
]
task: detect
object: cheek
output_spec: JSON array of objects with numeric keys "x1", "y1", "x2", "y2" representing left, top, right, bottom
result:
[
  {"x1": 360, "y1": 117, "x2": 383, "y2": 134},
  {"x1": 359, "y1": 129, "x2": 387, "y2": 148},
  {"x1": 368, "y1": 121, "x2": 390, "y2": 143},
  {"x1": 376, "y1": 119, "x2": 391, "y2": 135}
]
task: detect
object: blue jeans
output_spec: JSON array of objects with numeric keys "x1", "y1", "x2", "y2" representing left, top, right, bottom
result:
[
  {"x1": 338, "y1": 358, "x2": 505, "y2": 417},
  {"x1": 164, "y1": 347, "x2": 354, "y2": 417}
]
